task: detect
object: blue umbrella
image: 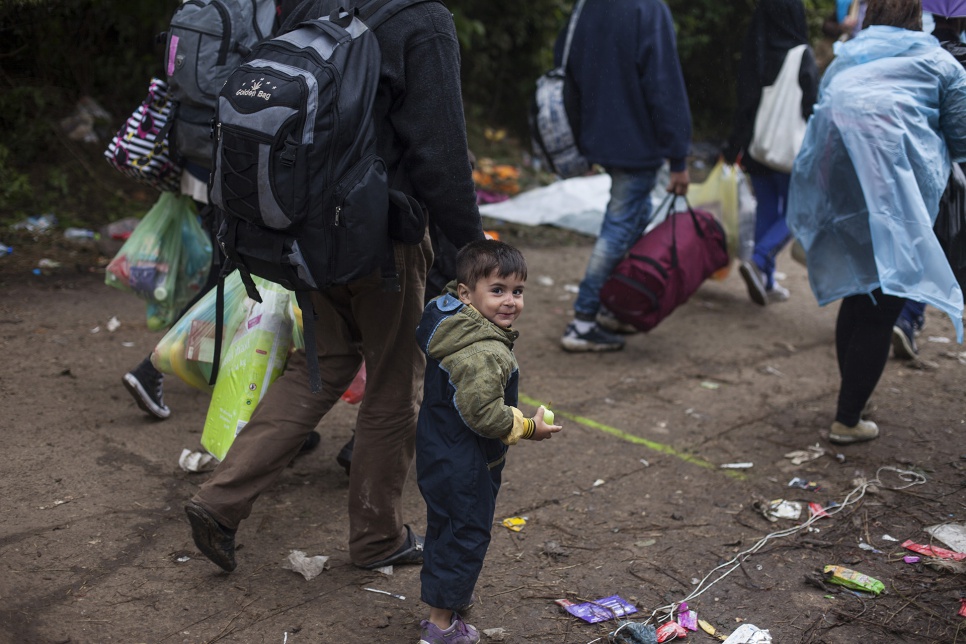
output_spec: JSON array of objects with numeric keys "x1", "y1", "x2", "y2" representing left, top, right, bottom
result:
[{"x1": 923, "y1": 0, "x2": 966, "y2": 17}]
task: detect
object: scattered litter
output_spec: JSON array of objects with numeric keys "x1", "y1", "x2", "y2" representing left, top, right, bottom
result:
[
  {"x1": 363, "y1": 587, "x2": 404, "y2": 600},
  {"x1": 902, "y1": 539, "x2": 966, "y2": 561},
  {"x1": 823, "y1": 565, "x2": 884, "y2": 595},
  {"x1": 176, "y1": 555, "x2": 191, "y2": 563},
  {"x1": 858, "y1": 542, "x2": 881, "y2": 554},
  {"x1": 722, "y1": 624, "x2": 772, "y2": 643},
  {"x1": 699, "y1": 619, "x2": 726, "y2": 641},
  {"x1": 927, "y1": 336, "x2": 951, "y2": 343},
  {"x1": 374, "y1": 565, "x2": 393, "y2": 575},
  {"x1": 755, "y1": 499, "x2": 802, "y2": 522},
  {"x1": 959, "y1": 598, "x2": 966, "y2": 618},
  {"x1": 925, "y1": 523, "x2": 966, "y2": 553},
  {"x1": 835, "y1": 453, "x2": 846, "y2": 463},
  {"x1": 784, "y1": 444, "x2": 824, "y2": 465},
  {"x1": 90, "y1": 326, "x2": 100, "y2": 334},
  {"x1": 38, "y1": 496, "x2": 75, "y2": 510},
  {"x1": 555, "y1": 595, "x2": 637, "y2": 623},
  {"x1": 788, "y1": 477, "x2": 820, "y2": 491},
  {"x1": 635, "y1": 539, "x2": 657, "y2": 548},
  {"x1": 903, "y1": 555, "x2": 920, "y2": 564},
  {"x1": 178, "y1": 449, "x2": 215, "y2": 473},
  {"x1": 691, "y1": 577, "x2": 700, "y2": 585},
  {"x1": 677, "y1": 606, "x2": 698, "y2": 631},
  {"x1": 721, "y1": 462, "x2": 753, "y2": 470},
  {"x1": 12, "y1": 213, "x2": 57, "y2": 233},
  {"x1": 106, "y1": 316, "x2": 121, "y2": 332},
  {"x1": 882, "y1": 534, "x2": 898, "y2": 542},
  {"x1": 639, "y1": 458, "x2": 650, "y2": 467},
  {"x1": 536, "y1": 275, "x2": 554, "y2": 287},
  {"x1": 760, "y1": 365, "x2": 784, "y2": 377},
  {"x1": 0, "y1": 243, "x2": 12, "y2": 256},
  {"x1": 656, "y1": 620, "x2": 687, "y2": 641},
  {"x1": 610, "y1": 621, "x2": 656, "y2": 644},
  {"x1": 64, "y1": 227, "x2": 98, "y2": 241},
  {"x1": 281, "y1": 550, "x2": 330, "y2": 580},
  {"x1": 700, "y1": 381, "x2": 720, "y2": 390},
  {"x1": 564, "y1": 283, "x2": 579, "y2": 293},
  {"x1": 37, "y1": 258, "x2": 61, "y2": 269},
  {"x1": 122, "y1": 341, "x2": 135, "y2": 348},
  {"x1": 482, "y1": 627, "x2": 506, "y2": 641},
  {"x1": 502, "y1": 517, "x2": 527, "y2": 532},
  {"x1": 592, "y1": 479, "x2": 606, "y2": 487}
]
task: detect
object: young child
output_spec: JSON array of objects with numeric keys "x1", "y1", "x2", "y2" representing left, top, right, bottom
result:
[{"x1": 414, "y1": 239, "x2": 562, "y2": 644}]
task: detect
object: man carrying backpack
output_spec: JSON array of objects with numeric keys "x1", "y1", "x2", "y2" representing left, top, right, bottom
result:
[{"x1": 184, "y1": 0, "x2": 484, "y2": 580}]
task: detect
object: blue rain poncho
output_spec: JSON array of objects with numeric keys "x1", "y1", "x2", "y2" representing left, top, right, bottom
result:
[{"x1": 787, "y1": 26, "x2": 966, "y2": 341}]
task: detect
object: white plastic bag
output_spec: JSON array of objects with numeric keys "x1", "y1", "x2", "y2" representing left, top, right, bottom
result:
[{"x1": 748, "y1": 44, "x2": 808, "y2": 173}]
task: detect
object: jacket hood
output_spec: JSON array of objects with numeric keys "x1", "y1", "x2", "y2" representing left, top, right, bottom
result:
[{"x1": 833, "y1": 25, "x2": 939, "y2": 65}]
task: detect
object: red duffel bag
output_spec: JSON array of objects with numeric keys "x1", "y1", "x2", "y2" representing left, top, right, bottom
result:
[{"x1": 599, "y1": 196, "x2": 729, "y2": 332}]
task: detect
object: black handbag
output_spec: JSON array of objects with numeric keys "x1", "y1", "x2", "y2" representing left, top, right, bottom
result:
[{"x1": 934, "y1": 162, "x2": 966, "y2": 292}]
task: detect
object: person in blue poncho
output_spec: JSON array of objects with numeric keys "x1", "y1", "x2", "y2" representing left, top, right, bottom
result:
[{"x1": 787, "y1": 0, "x2": 966, "y2": 445}]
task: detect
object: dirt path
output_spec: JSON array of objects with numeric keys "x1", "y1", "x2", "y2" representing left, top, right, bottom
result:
[{"x1": 2, "y1": 236, "x2": 965, "y2": 643}]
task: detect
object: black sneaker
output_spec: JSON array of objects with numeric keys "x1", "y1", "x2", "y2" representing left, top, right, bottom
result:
[
  {"x1": 560, "y1": 322, "x2": 625, "y2": 352},
  {"x1": 892, "y1": 318, "x2": 919, "y2": 359},
  {"x1": 122, "y1": 357, "x2": 170, "y2": 419},
  {"x1": 739, "y1": 260, "x2": 768, "y2": 306},
  {"x1": 185, "y1": 501, "x2": 237, "y2": 572},
  {"x1": 336, "y1": 434, "x2": 354, "y2": 475},
  {"x1": 356, "y1": 524, "x2": 424, "y2": 570}
]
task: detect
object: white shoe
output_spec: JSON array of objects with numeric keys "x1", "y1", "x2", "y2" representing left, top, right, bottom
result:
[{"x1": 766, "y1": 283, "x2": 790, "y2": 303}]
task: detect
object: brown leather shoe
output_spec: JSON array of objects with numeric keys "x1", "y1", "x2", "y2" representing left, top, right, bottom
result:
[{"x1": 185, "y1": 501, "x2": 237, "y2": 572}]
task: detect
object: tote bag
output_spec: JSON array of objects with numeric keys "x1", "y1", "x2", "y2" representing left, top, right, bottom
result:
[{"x1": 748, "y1": 44, "x2": 808, "y2": 174}]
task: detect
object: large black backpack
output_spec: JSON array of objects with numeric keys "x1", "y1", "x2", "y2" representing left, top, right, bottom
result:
[
  {"x1": 163, "y1": 0, "x2": 279, "y2": 169},
  {"x1": 208, "y1": 0, "x2": 430, "y2": 392}
]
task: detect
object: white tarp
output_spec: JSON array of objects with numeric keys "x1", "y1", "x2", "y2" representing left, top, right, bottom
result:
[{"x1": 479, "y1": 165, "x2": 671, "y2": 237}]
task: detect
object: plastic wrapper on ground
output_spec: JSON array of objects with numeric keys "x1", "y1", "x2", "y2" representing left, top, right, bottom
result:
[
  {"x1": 556, "y1": 595, "x2": 637, "y2": 624},
  {"x1": 722, "y1": 623, "x2": 772, "y2": 643},
  {"x1": 823, "y1": 565, "x2": 884, "y2": 595}
]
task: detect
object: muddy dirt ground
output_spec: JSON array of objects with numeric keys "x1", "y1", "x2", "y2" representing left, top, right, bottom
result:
[{"x1": 2, "y1": 224, "x2": 966, "y2": 644}]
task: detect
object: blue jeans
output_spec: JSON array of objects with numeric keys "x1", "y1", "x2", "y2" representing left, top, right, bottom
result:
[
  {"x1": 898, "y1": 300, "x2": 926, "y2": 331},
  {"x1": 574, "y1": 168, "x2": 658, "y2": 319},
  {"x1": 750, "y1": 171, "x2": 793, "y2": 290}
]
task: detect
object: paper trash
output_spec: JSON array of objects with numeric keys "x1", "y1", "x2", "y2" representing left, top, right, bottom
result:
[{"x1": 282, "y1": 550, "x2": 330, "y2": 580}]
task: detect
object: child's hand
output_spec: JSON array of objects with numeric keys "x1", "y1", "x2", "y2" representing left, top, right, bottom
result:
[{"x1": 531, "y1": 406, "x2": 562, "y2": 441}]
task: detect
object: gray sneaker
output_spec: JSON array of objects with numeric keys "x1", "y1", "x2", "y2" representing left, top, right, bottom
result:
[
  {"x1": 829, "y1": 419, "x2": 879, "y2": 444},
  {"x1": 560, "y1": 322, "x2": 625, "y2": 352},
  {"x1": 739, "y1": 260, "x2": 768, "y2": 306},
  {"x1": 766, "y1": 283, "x2": 790, "y2": 303}
]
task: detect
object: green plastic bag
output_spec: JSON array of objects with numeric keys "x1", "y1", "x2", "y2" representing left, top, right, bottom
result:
[
  {"x1": 201, "y1": 279, "x2": 299, "y2": 460},
  {"x1": 152, "y1": 270, "x2": 250, "y2": 391},
  {"x1": 105, "y1": 192, "x2": 212, "y2": 330}
]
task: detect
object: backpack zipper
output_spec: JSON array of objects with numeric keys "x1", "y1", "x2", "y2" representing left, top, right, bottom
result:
[{"x1": 332, "y1": 153, "x2": 377, "y2": 227}]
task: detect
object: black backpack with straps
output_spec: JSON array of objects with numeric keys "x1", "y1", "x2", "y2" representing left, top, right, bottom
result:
[{"x1": 208, "y1": 0, "x2": 433, "y2": 393}]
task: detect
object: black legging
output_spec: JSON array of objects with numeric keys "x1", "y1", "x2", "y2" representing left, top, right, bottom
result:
[{"x1": 834, "y1": 289, "x2": 907, "y2": 426}]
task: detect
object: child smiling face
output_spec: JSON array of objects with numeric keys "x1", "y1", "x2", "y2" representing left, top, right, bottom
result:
[{"x1": 457, "y1": 270, "x2": 526, "y2": 329}]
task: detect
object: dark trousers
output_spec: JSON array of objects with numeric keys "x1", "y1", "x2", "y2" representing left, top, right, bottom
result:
[
  {"x1": 193, "y1": 235, "x2": 432, "y2": 565},
  {"x1": 835, "y1": 289, "x2": 906, "y2": 426},
  {"x1": 417, "y1": 420, "x2": 506, "y2": 611}
]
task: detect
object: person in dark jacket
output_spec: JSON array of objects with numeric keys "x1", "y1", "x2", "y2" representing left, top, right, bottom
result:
[
  {"x1": 557, "y1": 0, "x2": 692, "y2": 352},
  {"x1": 725, "y1": 0, "x2": 819, "y2": 306},
  {"x1": 892, "y1": 12, "x2": 966, "y2": 359},
  {"x1": 183, "y1": 0, "x2": 486, "y2": 574},
  {"x1": 416, "y1": 240, "x2": 560, "y2": 644}
]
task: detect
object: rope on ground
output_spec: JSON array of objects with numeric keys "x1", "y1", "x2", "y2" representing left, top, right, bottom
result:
[{"x1": 589, "y1": 466, "x2": 927, "y2": 644}]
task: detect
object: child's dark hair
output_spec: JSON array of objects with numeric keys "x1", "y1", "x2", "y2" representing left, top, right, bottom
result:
[{"x1": 456, "y1": 239, "x2": 528, "y2": 288}]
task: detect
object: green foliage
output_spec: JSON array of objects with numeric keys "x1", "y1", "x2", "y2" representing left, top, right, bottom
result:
[{"x1": 0, "y1": 145, "x2": 33, "y2": 218}]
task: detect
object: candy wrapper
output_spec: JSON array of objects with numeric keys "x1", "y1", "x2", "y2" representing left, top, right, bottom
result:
[
  {"x1": 656, "y1": 621, "x2": 687, "y2": 642},
  {"x1": 556, "y1": 596, "x2": 637, "y2": 624},
  {"x1": 901, "y1": 539, "x2": 966, "y2": 561},
  {"x1": 823, "y1": 565, "x2": 884, "y2": 595}
]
